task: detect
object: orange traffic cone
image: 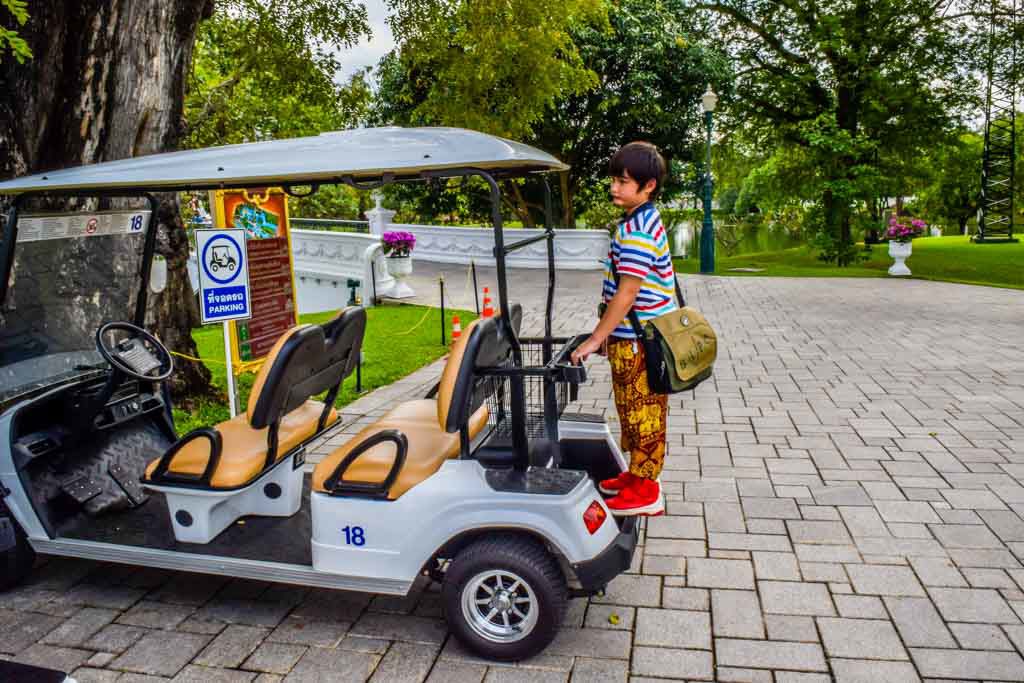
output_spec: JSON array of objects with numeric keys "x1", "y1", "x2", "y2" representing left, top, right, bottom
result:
[
  {"x1": 481, "y1": 287, "x2": 494, "y2": 318},
  {"x1": 451, "y1": 315, "x2": 462, "y2": 341}
]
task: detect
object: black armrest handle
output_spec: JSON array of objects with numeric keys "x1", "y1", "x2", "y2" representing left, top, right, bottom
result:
[
  {"x1": 147, "y1": 428, "x2": 222, "y2": 486},
  {"x1": 324, "y1": 429, "x2": 408, "y2": 498}
]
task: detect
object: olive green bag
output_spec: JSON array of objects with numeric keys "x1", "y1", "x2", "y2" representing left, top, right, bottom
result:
[{"x1": 613, "y1": 264, "x2": 717, "y2": 394}]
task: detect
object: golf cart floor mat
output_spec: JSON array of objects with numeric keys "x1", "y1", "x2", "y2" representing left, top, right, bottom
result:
[
  {"x1": 33, "y1": 420, "x2": 169, "y2": 516},
  {"x1": 485, "y1": 467, "x2": 586, "y2": 495},
  {"x1": 57, "y1": 476, "x2": 315, "y2": 566}
]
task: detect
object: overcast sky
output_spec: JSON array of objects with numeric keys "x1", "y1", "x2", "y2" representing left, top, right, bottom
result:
[{"x1": 338, "y1": 0, "x2": 396, "y2": 80}]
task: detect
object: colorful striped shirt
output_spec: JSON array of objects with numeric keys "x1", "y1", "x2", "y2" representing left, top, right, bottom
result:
[{"x1": 601, "y1": 201, "x2": 678, "y2": 339}]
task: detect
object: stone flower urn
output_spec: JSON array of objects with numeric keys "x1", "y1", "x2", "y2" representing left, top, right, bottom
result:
[
  {"x1": 385, "y1": 255, "x2": 415, "y2": 298},
  {"x1": 888, "y1": 241, "x2": 912, "y2": 277}
]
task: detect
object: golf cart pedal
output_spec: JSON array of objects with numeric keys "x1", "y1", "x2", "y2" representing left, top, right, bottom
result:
[
  {"x1": 108, "y1": 463, "x2": 149, "y2": 506},
  {"x1": 59, "y1": 475, "x2": 104, "y2": 504}
]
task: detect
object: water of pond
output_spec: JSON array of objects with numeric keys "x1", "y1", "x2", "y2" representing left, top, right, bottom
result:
[{"x1": 675, "y1": 220, "x2": 804, "y2": 258}]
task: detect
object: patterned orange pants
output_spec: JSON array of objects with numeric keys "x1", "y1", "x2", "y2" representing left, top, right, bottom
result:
[{"x1": 607, "y1": 337, "x2": 668, "y2": 479}]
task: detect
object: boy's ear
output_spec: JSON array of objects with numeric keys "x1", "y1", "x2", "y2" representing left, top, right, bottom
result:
[{"x1": 641, "y1": 178, "x2": 658, "y2": 196}]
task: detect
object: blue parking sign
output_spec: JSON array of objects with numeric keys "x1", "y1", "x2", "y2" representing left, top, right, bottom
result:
[{"x1": 196, "y1": 228, "x2": 252, "y2": 324}]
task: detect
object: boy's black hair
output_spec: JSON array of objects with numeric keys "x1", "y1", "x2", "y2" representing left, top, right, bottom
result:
[{"x1": 608, "y1": 141, "x2": 666, "y2": 198}]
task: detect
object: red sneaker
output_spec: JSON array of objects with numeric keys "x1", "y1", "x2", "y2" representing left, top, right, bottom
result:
[
  {"x1": 598, "y1": 471, "x2": 635, "y2": 495},
  {"x1": 605, "y1": 477, "x2": 664, "y2": 516}
]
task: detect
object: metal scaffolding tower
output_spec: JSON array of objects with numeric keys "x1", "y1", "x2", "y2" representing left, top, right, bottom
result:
[{"x1": 978, "y1": 0, "x2": 1018, "y2": 242}]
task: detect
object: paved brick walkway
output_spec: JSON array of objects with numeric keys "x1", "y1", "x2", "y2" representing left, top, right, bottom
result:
[{"x1": 4, "y1": 268, "x2": 1024, "y2": 682}]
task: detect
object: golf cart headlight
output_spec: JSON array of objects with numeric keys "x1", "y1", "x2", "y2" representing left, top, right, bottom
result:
[{"x1": 583, "y1": 500, "x2": 607, "y2": 535}]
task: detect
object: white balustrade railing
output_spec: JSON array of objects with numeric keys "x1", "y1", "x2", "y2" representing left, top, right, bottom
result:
[
  {"x1": 289, "y1": 229, "x2": 394, "y2": 312},
  {"x1": 388, "y1": 224, "x2": 609, "y2": 270}
]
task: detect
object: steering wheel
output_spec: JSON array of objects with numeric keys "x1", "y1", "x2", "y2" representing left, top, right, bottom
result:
[{"x1": 95, "y1": 321, "x2": 174, "y2": 382}]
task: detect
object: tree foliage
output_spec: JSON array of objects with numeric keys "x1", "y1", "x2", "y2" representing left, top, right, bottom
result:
[
  {"x1": 689, "y1": 0, "x2": 984, "y2": 263},
  {"x1": 0, "y1": 0, "x2": 31, "y2": 64},
  {"x1": 376, "y1": 0, "x2": 728, "y2": 226},
  {"x1": 380, "y1": 0, "x2": 607, "y2": 140},
  {"x1": 184, "y1": 0, "x2": 371, "y2": 148}
]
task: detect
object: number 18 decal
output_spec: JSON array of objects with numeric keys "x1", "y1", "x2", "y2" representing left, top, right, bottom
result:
[{"x1": 342, "y1": 526, "x2": 366, "y2": 546}]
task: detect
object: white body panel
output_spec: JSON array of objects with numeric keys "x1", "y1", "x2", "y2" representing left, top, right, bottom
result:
[
  {"x1": 311, "y1": 459, "x2": 618, "y2": 584},
  {"x1": 143, "y1": 452, "x2": 304, "y2": 544},
  {"x1": 558, "y1": 417, "x2": 630, "y2": 473}
]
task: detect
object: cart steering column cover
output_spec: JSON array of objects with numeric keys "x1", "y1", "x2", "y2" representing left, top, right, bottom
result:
[{"x1": 0, "y1": 127, "x2": 568, "y2": 195}]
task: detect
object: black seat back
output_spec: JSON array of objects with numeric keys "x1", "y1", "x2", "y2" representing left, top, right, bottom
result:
[
  {"x1": 439, "y1": 304, "x2": 521, "y2": 434},
  {"x1": 248, "y1": 307, "x2": 367, "y2": 429}
]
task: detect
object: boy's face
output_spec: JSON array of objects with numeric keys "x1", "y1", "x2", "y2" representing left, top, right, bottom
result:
[{"x1": 610, "y1": 170, "x2": 656, "y2": 210}]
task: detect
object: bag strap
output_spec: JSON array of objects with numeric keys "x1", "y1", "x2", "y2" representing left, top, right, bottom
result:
[{"x1": 609, "y1": 254, "x2": 685, "y2": 339}]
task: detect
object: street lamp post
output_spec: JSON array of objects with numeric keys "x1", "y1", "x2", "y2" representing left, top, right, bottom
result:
[{"x1": 699, "y1": 85, "x2": 718, "y2": 274}]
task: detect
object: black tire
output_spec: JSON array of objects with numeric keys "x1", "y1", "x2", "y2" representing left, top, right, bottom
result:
[
  {"x1": 442, "y1": 534, "x2": 567, "y2": 661},
  {"x1": 0, "y1": 511, "x2": 36, "y2": 592}
]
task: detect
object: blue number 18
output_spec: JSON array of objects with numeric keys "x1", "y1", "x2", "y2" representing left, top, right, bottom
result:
[{"x1": 342, "y1": 526, "x2": 366, "y2": 546}]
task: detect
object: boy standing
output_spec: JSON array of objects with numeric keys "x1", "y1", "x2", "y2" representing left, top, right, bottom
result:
[{"x1": 570, "y1": 142, "x2": 676, "y2": 516}]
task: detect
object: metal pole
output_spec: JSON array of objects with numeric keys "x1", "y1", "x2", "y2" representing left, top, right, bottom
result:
[
  {"x1": 356, "y1": 352, "x2": 363, "y2": 393},
  {"x1": 439, "y1": 276, "x2": 446, "y2": 346},
  {"x1": 223, "y1": 321, "x2": 237, "y2": 417},
  {"x1": 471, "y1": 260, "x2": 480, "y2": 315},
  {"x1": 699, "y1": 109, "x2": 716, "y2": 274}
]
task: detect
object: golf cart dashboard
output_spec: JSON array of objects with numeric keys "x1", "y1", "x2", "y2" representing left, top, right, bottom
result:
[{"x1": 10, "y1": 378, "x2": 166, "y2": 468}]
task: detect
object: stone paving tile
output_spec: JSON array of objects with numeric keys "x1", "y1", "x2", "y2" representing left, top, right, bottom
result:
[
  {"x1": 828, "y1": 659, "x2": 921, "y2": 682},
  {"x1": 910, "y1": 647, "x2": 1024, "y2": 680},
  {"x1": 845, "y1": 564, "x2": 926, "y2": 597},
  {"x1": 194, "y1": 624, "x2": 270, "y2": 668},
  {"x1": 630, "y1": 646, "x2": 713, "y2": 680},
  {"x1": 883, "y1": 597, "x2": 957, "y2": 648},
  {"x1": 818, "y1": 617, "x2": 909, "y2": 660},
  {"x1": 242, "y1": 642, "x2": 308, "y2": 675},
  {"x1": 569, "y1": 657, "x2": 627, "y2": 682},
  {"x1": 40, "y1": 606, "x2": 119, "y2": 648},
  {"x1": 283, "y1": 646, "x2": 380, "y2": 682},
  {"x1": 634, "y1": 607, "x2": 710, "y2": 649},
  {"x1": 712, "y1": 589, "x2": 765, "y2": 639},
  {"x1": 926, "y1": 586, "x2": 1021, "y2": 624},
  {"x1": 758, "y1": 581, "x2": 835, "y2": 616},
  {"x1": 715, "y1": 638, "x2": 828, "y2": 672},
  {"x1": 14, "y1": 644, "x2": 93, "y2": 673},
  {"x1": 687, "y1": 558, "x2": 755, "y2": 589},
  {"x1": 110, "y1": 630, "x2": 212, "y2": 677}
]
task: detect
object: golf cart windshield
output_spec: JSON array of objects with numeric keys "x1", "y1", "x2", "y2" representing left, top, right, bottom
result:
[{"x1": 0, "y1": 209, "x2": 149, "y2": 405}]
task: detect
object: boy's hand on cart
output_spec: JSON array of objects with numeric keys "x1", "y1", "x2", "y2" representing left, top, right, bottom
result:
[{"x1": 571, "y1": 336, "x2": 604, "y2": 364}]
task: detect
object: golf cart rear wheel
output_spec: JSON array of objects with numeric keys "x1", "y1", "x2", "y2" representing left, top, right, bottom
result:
[
  {"x1": 442, "y1": 534, "x2": 567, "y2": 661},
  {"x1": 1, "y1": 511, "x2": 35, "y2": 591}
]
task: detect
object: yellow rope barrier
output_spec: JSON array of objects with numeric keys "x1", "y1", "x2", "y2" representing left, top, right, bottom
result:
[{"x1": 170, "y1": 350, "x2": 229, "y2": 366}]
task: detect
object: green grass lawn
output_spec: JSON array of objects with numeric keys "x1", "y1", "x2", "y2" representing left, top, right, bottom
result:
[
  {"x1": 675, "y1": 236, "x2": 1024, "y2": 290},
  {"x1": 172, "y1": 304, "x2": 476, "y2": 434}
]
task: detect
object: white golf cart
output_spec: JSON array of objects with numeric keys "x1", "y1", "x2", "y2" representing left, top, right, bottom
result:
[{"x1": 0, "y1": 127, "x2": 637, "y2": 661}]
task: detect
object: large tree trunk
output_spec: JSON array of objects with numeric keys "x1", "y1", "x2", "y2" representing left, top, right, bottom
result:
[{"x1": 0, "y1": 0, "x2": 216, "y2": 398}]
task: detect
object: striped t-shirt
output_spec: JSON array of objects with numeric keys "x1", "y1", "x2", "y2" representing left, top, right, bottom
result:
[{"x1": 601, "y1": 201, "x2": 678, "y2": 339}]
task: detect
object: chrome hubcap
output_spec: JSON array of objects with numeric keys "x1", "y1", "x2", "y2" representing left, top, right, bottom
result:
[{"x1": 461, "y1": 569, "x2": 538, "y2": 643}]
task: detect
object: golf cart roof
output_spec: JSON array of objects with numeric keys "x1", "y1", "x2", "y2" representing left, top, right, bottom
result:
[{"x1": 0, "y1": 127, "x2": 568, "y2": 195}]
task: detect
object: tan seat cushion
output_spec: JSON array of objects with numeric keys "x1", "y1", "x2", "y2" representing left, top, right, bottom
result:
[
  {"x1": 311, "y1": 402, "x2": 489, "y2": 499},
  {"x1": 147, "y1": 400, "x2": 337, "y2": 488},
  {"x1": 378, "y1": 399, "x2": 489, "y2": 436}
]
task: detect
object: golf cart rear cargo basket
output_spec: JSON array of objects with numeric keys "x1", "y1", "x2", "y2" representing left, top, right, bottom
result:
[{"x1": 479, "y1": 336, "x2": 581, "y2": 442}]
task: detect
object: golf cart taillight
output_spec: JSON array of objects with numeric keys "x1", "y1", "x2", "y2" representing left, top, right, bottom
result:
[{"x1": 583, "y1": 501, "x2": 607, "y2": 535}]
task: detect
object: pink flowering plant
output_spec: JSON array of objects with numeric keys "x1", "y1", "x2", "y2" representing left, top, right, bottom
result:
[
  {"x1": 382, "y1": 230, "x2": 416, "y2": 257},
  {"x1": 886, "y1": 216, "x2": 926, "y2": 243}
]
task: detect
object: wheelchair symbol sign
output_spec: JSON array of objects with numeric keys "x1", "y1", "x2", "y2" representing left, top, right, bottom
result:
[{"x1": 195, "y1": 228, "x2": 251, "y2": 324}]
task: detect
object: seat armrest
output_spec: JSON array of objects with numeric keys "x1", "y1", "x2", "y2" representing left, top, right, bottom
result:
[
  {"x1": 147, "y1": 428, "x2": 223, "y2": 486},
  {"x1": 322, "y1": 429, "x2": 408, "y2": 499}
]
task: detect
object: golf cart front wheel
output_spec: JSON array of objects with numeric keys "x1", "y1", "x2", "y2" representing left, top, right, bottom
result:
[{"x1": 442, "y1": 534, "x2": 567, "y2": 661}]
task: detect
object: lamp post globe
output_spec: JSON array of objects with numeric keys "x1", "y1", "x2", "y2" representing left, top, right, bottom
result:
[{"x1": 699, "y1": 85, "x2": 718, "y2": 274}]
